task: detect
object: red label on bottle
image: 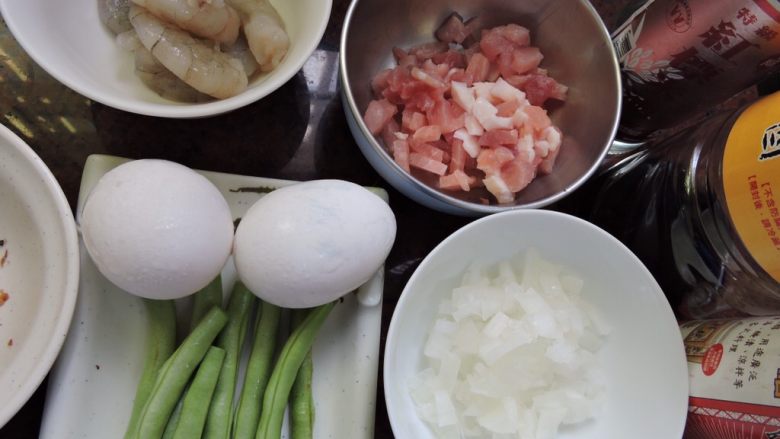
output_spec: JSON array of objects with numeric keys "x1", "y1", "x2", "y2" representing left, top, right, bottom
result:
[
  {"x1": 756, "y1": 0, "x2": 780, "y2": 22},
  {"x1": 686, "y1": 396, "x2": 780, "y2": 439},
  {"x1": 702, "y1": 343, "x2": 723, "y2": 376}
]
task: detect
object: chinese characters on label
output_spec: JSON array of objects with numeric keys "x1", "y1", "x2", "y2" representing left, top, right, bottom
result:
[
  {"x1": 615, "y1": 0, "x2": 780, "y2": 140},
  {"x1": 662, "y1": 7, "x2": 775, "y2": 85},
  {"x1": 748, "y1": 175, "x2": 780, "y2": 250},
  {"x1": 730, "y1": 318, "x2": 780, "y2": 390}
]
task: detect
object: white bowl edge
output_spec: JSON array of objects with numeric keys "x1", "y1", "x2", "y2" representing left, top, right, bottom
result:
[
  {"x1": 0, "y1": 124, "x2": 79, "y2": 428},
  {"x1": 383, "y1": 209, "x2": 688, "y2": 439}
]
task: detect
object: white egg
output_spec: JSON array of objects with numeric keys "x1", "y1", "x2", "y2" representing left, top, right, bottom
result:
[
  {"x1": 80, "y1": 159, "x2": 234, "y2": 300},
  {"x1": 233, "y1": 179, "x2": 396, "y2": 308}
]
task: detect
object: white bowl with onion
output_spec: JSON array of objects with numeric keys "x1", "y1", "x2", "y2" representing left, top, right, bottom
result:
[
  {"x1": 384, "y1": 210, "x2": 688, "y2": 439},
  {"x1": 0, "y1": 0, "x2": 331, "y2": 118}
]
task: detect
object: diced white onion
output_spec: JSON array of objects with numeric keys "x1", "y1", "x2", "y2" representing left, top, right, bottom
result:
[{"x1": 411, "y1": 249, "x2": 609, "y2": 438}]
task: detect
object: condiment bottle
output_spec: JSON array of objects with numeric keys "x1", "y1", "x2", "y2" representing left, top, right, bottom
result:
[
  {"x1": 613, "y1": 0, "x2": 780, "y2": 142},
  {"x1": 681, "y1": 316, "x2": 780, "y2": 438},
  {"x1": 588, "y1": 91, "x2": 780, "y2": 318}
]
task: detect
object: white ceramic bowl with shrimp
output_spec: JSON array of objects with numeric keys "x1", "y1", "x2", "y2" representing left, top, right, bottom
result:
[
  {"x1": 0, "y1": 123, "x2": 79, "y2": 428},
  {"x1": 0, "y1": 0, "x2": 331, "y2": 118},
  {"x1": 384, "y1": 210, "x2": 689, "y2": 438}
]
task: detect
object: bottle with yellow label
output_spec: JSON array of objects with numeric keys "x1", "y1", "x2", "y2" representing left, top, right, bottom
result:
[{"x1": 588, "y1": 92, "x2": 780, "y2": 318}]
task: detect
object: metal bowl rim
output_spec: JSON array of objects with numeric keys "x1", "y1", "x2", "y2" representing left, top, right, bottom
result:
[{"x1": 339, "y1": 0, "x2": 622, "y2": 214}]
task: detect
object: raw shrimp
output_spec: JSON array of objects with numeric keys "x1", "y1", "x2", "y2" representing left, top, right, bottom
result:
[
  {"x1": 115, "y1": 29, "x2": 142, "y2": 51},
  {"x1": 115, "y1": 30, "x2": 210, "y2": 102},
  {"x1": 226, "y1": 0, "x2": 289, "y2": 72},
  {"x1": 134, "y1": 46, "x2": 211, "y2": 102},
  {"x1": 98, "y1": 0, "x2": 132, "y2": 34},
  {"x1": 131, "y1": 0, "x2": 240, "y2": 44},
  {"x1": 223, "y1": 35, "x2": 259, "y2": 77},
  {"x1": 130, "y1": 5, "x2": 248, "y2": 99}
]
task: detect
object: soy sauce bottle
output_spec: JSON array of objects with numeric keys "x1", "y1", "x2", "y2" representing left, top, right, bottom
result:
[
  {"x1": 612, "y1": 0, "x2": 780, "y2": 142},
  {"x1": 589, "y1": 92, "x2": 780, "y2": 318}
]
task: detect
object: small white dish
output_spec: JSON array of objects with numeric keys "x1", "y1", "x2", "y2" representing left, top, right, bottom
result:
[
  {"x1": 384, "y1": 209, "x2": 688, "y2": 438},
  {"x1": 39, "y1": 154, "x2": 385, "y2": 438},
  {"x1": 0, "y1": 0, "x2": 331, "y2": 118},
  {"x1": 0, "y1": 124, "x2": 79, "y2": 428}
]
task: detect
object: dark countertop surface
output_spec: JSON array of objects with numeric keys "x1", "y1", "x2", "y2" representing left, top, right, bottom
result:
[{"x1": 0, "y1": 0, "x2": 765, "y2": 437}]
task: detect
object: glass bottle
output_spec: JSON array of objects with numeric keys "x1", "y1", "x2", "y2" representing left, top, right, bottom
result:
[
  {"x1": 612, "y1": 0, "x2": 780, "y2": 142},
  {"x1": 588, "y1": 92, "x2": 780, "y2": 318}
]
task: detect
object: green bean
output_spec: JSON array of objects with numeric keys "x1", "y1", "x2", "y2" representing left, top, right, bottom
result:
[
  {"x1": 161, "y1": 394, "x2": 183, "y2": 439},
  {"x1": 164, "y1": 273, "x2": 222, "y2": 439},
  {"x1": 172, "y1": 346, "x2": 226, "y2": 439},
  {"x1": 233, "y1": 301, "x2": 282, "y2": 439},
  {"x1": 290, "y1": 310, "x2": 315, "y2": 439},
  {"x1": 203, "y1": 282, "x2": 255, "y2": 439},
  {"x1": 190, "y1": 274, "x2": 223, "y2": 330},
  {"x1": 136, "y1": 306, "x2": 228, "y2": 439},
  {"x1": 256, "y1": 301, "x2": 335, "y2": 439},
  {"x1": 124, "y1": 299, "x2": 177, "y2": 439}
]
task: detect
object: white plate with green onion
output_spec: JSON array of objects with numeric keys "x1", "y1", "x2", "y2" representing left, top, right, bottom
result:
[{"x1": 39, "y1": 154, "x2": 385, "y2": 438}]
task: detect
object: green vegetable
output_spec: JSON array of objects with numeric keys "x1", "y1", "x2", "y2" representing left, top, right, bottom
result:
[
  {"x1": 124, "y1": 299, "x2": 177, "y2": 439},
  {"x1": 256, "y1": 302, "x2": 335, "y2": 439},
  {"x1": 135, "y1": 306, "x2": 229, "y2": 439},
  {"x1": 203, "y1": 283, "x2": 255, "y2": 439},
  {"x1": 233, "y1": 300, "x2": 282, "y2": 439},
  {"x1": 172, "y1": 346, "x2": 226, "y2": 439},
  {"x1": 290, "y1": 309, "x2": 315, "y2": 439},
  {"x1": 191, "y1": 275, "x2": 224, "y2": 330},
  {"x1": 160, "y1": 397, "x2": 183, "y2": 439}
]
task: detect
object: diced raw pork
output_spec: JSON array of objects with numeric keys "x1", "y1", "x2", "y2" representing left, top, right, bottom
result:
[
  {"x1": 410, "y1": 152, "x2": 447, "y2": 175},
  {"x1": 511, "y1": 47, "x2": 543, "y2": 75},
  {"x1": 363, "y1": 15, "x2": 567, "y2": 204},
  {"x1": 402, "y1": 109, "x2": 428, "y2": 133},
  {"x1": 453, "y1": 129, "x2": 480, "y2": 158},
  {"x1": 522, "y1": 73, "x2": 567, "y2": 106},
  {"x1": 479, "y1": 129, "x2": 519, "y2": 148},
  {"x1": 408, "y1": 41, "x2": 449, "y2": 61},
  {"x1": 449, "y1": 139, "x2": 467, "y2": 173},
  {"x1": 393, "y1": 139, "x2": 411, "y2": 172},
  {"x1": 427, "y1": 100, "x2": 465, "y2": 133},
  {"x1": 483, "y1": 174, "x2": 514, "y2": 204},
  {"x1": 364, "y1": 99, "x2": 397, "y2": 135},
  {"x1": 501, "y1": 156, "x2": 536, "y2": 192},
  {"x1": 465, "y1": 52, "x2": 490, "y2": 83},
  {"x1": 434, "y1": 13, "x2": 481, "y2": 45},
  {"x1": 381, "y1": 118, "x2": 401, "y2": 150},
  {"x1": 439, "y1": 170, "x2": 476, "y2": 191},
  {"x1": 451, "y1": 81, "x2": 475, "y2": 112}
]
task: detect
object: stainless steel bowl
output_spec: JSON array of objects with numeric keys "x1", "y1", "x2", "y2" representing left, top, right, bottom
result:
[{"x1": 340, "y1": 0, "x2": 621, "y2": 216}]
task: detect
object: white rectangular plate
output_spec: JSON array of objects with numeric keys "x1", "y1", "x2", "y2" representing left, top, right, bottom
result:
[{"x1": 39, "y1": 154, "x2": 384, "y2": 439}]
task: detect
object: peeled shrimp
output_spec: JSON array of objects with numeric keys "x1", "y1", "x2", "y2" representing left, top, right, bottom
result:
[
  {"x1": 115, "y1": 30, "x2": 209, "y2": 102},
  {"x1": 98, "y1": 0, "x2": 132, "y2": 34},
  {"x1": 130, "y1": 5, "x2": 248, "y2": 99},
  {"x1": 223, "y1": 36, "x2": 259, "y2": 77},
  {"x1": 134, "y1": 46, "x2": 211, "y2": 102},
  {"x1": 226, "y1": 0, "x2": 289, "y2": 72},
  {"x1": 131, "y1": 0, "x2": 240, "y2": 44}
]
